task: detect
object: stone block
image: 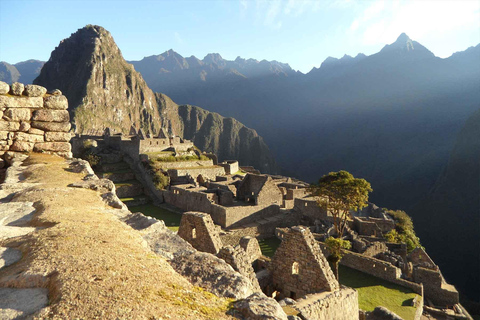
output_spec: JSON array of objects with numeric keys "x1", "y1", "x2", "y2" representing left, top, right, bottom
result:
[
  {"x1": 10, "y1": 82, "x2": 24, "y2": 96},
  {"x1": 0, "y1": 81, "x2": 9, "y2": 94},
  {"x1": 19, "y1": 121, "x2": 31, "y2": 132},
  {"x1": 24, "y1": 84, "x2": 47, "y2": 97},
  {"x1": 34, "y1": 142, "x2": 71, "y2": 153},
  {"x1": 48, "y1": 89, "x2": 62, "y2": 95},
  {"x1": 10, "y1": 140, "x2": 35, "y2": 152},
  {"x1": 0, "y1": 131, "x2": 8, "y2": 140},
  {"x1": 28, "y1": 128, "x2": 44, "y2": 135},
  {"x1": 32, "y1": 109, "x2": 69, "y2": 122},
  {"x1": 31, "y1": 121, "x2": 71, "y2": 132},
  {"x1": 44, "y1": 95, "x2": 68, "y2": 110},
  {"x1": 14, "y1": 132, "x2": 44, "y2": 143},
  {"x1": 0, "y1": 120, "x2": 21, "y2": 131},
  {"x1": 0, "y1": 95, "x2": 43, "y2": 109},
  {"x1": 45, "y1": 132, "x2": 71, "y2": 142},
  {"x1": 3, "y1": 108, "x2": 31, "y2": 121}
]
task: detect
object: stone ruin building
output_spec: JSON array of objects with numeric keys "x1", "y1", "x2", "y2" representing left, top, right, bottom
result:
[{"x1": 68, "y1": 111, "x2": 470, "y2": 320}]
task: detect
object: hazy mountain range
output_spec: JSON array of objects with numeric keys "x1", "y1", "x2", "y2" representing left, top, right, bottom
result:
[{"x1": 2, "y1": 29, "x2": 479, "y2": 302}]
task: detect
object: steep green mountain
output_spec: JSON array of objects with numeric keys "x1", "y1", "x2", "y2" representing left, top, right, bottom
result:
[
  {"x1": 412, "y1": 108, "x2": 480, "y2": 301},
  {"x1": 34, "y1": 25, "x2": 162, "y2": 134},
  {"x1": 0, "y1": 60, "x2": 44, "y2": 84},
  {"x1": 34, "y1": 25, "x2": 278, "y2": 173},
  {"x1": 157, "y1": 93, "x2": 278, "y2": 173}
]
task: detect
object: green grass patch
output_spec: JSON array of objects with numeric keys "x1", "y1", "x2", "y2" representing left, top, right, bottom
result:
[
  {"x1": 232, "y1": 170, "x2": 247, "y2": 176},
  {"x1": 114, "y1": 179, "x2": 139, "y2": 187},
  {"x1": 338, "y1": 265, "x2": 418, "y2": 320},
  {"x1": 101, "y1": 168, "x2": 132, "y2": 174},
  {"x1": 258, "y1": 237, "x2": 281, "y2": 257},
  {"x1": 130, "y1": 204, "x2": 182, "y2": 231}
]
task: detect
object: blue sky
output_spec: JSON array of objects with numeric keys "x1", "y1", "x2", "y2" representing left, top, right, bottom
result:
[{"x1": 1, "y1": 0, "x2": 479, "y2": 73}]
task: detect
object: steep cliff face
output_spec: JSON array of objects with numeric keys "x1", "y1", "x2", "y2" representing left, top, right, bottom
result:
[
  {"x1": 413, "y1": 108, "x2": 480, "y2": 301},
  {"x1": 156, "y1": 93, "x2": 278, "y2": 173},
  {"x1": 34, "y1": 25, "x2": 162, "y2": 134}
]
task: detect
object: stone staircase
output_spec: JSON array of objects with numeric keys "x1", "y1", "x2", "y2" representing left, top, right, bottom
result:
[{"x1": 96, "y1": 155, "x2": 150, "y2": 207}]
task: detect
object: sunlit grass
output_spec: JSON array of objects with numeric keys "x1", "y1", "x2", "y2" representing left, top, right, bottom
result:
[{"x1": 130, "y1": 204, "x2": 182, "y2": 231}]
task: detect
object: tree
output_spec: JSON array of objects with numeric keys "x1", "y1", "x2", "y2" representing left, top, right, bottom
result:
[
  {"x1": 325, "y1": 236, "x2": 351, "y2": 280},
  {"x1": 309, "y1": 170, "x2": 372, "y2": 237}
]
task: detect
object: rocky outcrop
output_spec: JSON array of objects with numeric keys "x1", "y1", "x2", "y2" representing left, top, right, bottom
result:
[
  {"x1": 34, "y1": 25, "x2": 163, "y2": 135},
  {"x1": 233, "y1": 292, "x2": 288, "y2": 320},
  {"x1": 157, "y1": 93, "x2": 279, "y2": 173}
]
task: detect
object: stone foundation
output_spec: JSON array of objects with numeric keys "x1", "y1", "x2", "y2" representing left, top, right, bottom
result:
[{"x1": 295, "y1": 287, "x2": 359, "y2": 320}]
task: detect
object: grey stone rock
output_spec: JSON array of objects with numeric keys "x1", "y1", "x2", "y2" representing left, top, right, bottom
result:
[
  {"x1": 44, "y1": 95, "x2": 68, "y2": 109},
  {"x1": 48, "y1": 89, "x2": 62, "y2": 95},
  {"x1": 10, "y1": 140, "x2": 35, "y2": 152},
  {"x1": 0, "y1": 81, "x2": 9, "y2": 94},
  {"x1": 45, "y1": 131, "x2": 71, "y2": 142},
  {"x1": 24, "y1": 84, "x2": 47, "y2": 97},
  {"x1": 170, "y1": 251, "x2": 256, "y2": 299},
  {"x1": 142, "y1": 222, "x2": 196, "y2": 260},
  {"x1": 68, "y1": 159, "x2": 95, "y2": 175},
  {"x1": 69, "y1": 178, "x2": 115, "y2": 192},
  {"x1": 0, "y1": 121, "x2": 21, "y2": 131},
  {"x1": 367, "y1": 306, "x2": 404, "y2": 320},
  {"x1": 31, "y1": 121, "x2": 71, "y2": 132},
  {"x1": 0, "y1": 247, "x2": 22, "y2": 269},
  {"x1": 3, "y1": 108, "x2": 31, "y2": 121},
  {"x1": 0, "y1": 288, "x2": 48, "y2": 319},
  {"x1": 279, "y1": 298, "x2": 296, "y2": 306},
  {"x1": 9, "y1": 82, "x2": 24, "y2": 96},
  {"x1": 32, "y1": 109, "x2": 69, "y2": 122},
  {"x1": 0, "y1": 96, "x2": 43, "y2": 109},
  {"x1": 18, "y1": 121, "x2": 31, "y2": 132},
  {"x1": 14, "y1": 132, "x2": 44, "y2": 143},
  {"x1": 101, "y1": 192, "x2": 127, "y2": 210},
  {"x1": 34, "y1": 142, "x2": 71, "y2": 153},
  {"x1": 233, "y1": 292, "x2": 288, "y2": 320},
  {"x1": 121, "y1": 212, "x2": 158, "y2": 230}
]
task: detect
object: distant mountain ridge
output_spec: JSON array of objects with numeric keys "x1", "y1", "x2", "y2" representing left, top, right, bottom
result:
[
  {"x1": 0, "y1": 59, "x2": 44, "y2": 84},
  {"x1": 33, "y1": 25, "x2": 278, "y2": 173}
]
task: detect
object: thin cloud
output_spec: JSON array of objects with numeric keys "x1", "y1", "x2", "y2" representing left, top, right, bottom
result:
[{"x1": 174, "y1": 32, "x2": 184, "y2": 45}]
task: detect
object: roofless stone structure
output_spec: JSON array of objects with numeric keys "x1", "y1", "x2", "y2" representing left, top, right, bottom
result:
[{"x1": 270, "y1": 226, "x2": 338, "y2": 299}]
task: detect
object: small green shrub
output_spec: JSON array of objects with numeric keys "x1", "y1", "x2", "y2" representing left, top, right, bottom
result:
[{"x1": 385, "y1": 210, "x2": 423, "y2": 252}]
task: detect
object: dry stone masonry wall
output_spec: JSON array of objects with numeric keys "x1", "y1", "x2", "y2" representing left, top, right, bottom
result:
[{"x1": 0, "y1": 81, "x2": 71, "y2": 166}]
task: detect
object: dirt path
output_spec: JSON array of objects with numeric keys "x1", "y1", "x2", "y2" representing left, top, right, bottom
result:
[{"x1": 0, "y1": 154, "x2": 233, "y2": 319}]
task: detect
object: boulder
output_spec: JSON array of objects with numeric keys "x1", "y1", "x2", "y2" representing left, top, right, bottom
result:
[
  {"x1": 3, "y1": 108, "x2": 31, "y2": 121},
  {"x1": 170, "y1": 251, "x2": 256, "y2": 300},
  {"x1": 24, "y1": 85, "x2": 47, "y2": 97},
  {"x1": 32, "y1": 109, "x2": 69, "y2": 122},
  {"x1": 233, "y1": 292, "x2": 288, "y2": 320},
  {"x1": 0, "y1": 96, "x2": 43, "y2": 109},
  {"x1": 0, "y1": 247, "x2": 22, "y2": 269},
  {"x1": 44, "y1": 95, "x2": 68, "y2": 110},
  {"x1": 10, "y1": 82, "x2": 24, "y2": 96},
  {"x1": 31, "y1": 121, "x2": 71, "y2": 132},
  {"x1": 45, "y1": 132, "x2": 71, "y2": 142},
  {"x1": 0, "y1": 81, "x2": 9, "y2": 94},
  {"x1": 0, "y1": 131, "x2": 8, "y2": 140},
  {"x1": 0, "y1": 121, "x2": 21, "y2": 131},
  {"x1": 10, "y1": 141, "x2": 34, "y2": 152},
  {"x1": 34, "y1": 142, "x2": 71, "y2": 153}
]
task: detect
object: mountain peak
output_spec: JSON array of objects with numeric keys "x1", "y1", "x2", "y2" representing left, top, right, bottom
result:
[
  {"x1": 395, "y1": 32, "x2": 411, "y2": 43},
  {"x1": 380, "y1": 33, "x2": 434, "y2": 57}
]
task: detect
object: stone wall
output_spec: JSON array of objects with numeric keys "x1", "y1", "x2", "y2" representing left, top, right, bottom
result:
[
  {"x1": 169, "y1": 166, "x2": 225, "y2": 181},
  {"x1": 413, "y1": 267, "x2": 459, "y2": 306},
  {"x1": 294, "y1": 197, "x2": 329, "y2": 222},
  {"x1": 217, "y1": 245, "x2": 262, "y2": 292},
  {"x1": 219, "y1": 160, "x2": 239, "y2": 174},
  {"x1": 295, "y1": 287, "x2": 359, "y2": 320},
  {"x1": 239, "y1": 236, "x2": 262, "y2": 266},
  {"x1": 270, "y1": 226, "x2": 338, "y2": 299},
  {"x1": 177, "y1": 212, "x2": 223, "y2": 254},
  {"x1": 0, "y1": 82, "x2": 72, "y2": 166}
]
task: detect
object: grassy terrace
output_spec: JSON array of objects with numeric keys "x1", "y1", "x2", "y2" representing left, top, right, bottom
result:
[
  {"x1": 130, "y1": 204, "x2": 182, "y2": 231},
  {"x1": 258, "y1": 237, "x2": 418, "y2": 320},
  {"x1": 339, "y1": 265, "x2": 418, "y2": 320}
]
